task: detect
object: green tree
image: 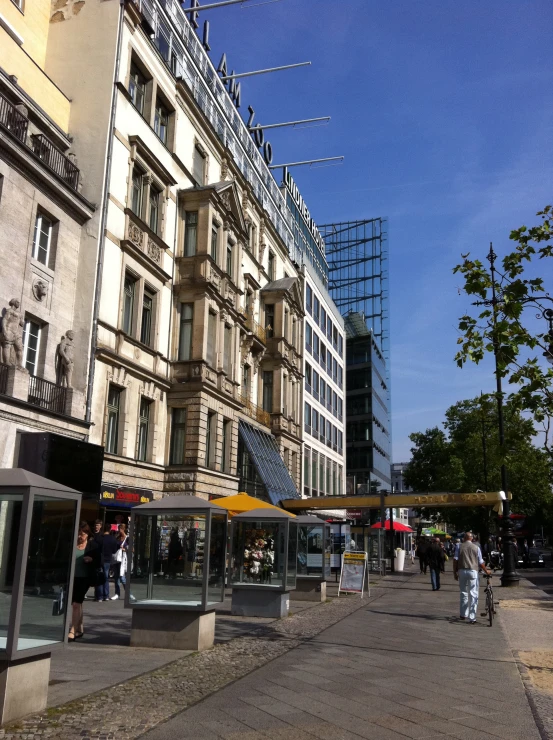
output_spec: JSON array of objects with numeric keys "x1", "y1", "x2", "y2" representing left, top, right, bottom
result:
[
  {"x1": 454, "y1": 206, "x2": 553, "y2": 456},
  {"x1": 404, "y1": 395, "x2": 553, "y2": 536}
]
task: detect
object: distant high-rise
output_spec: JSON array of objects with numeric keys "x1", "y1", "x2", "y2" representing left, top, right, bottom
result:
[{"x1": 320, "y1": 219, "x2": 392, "y2": 493}]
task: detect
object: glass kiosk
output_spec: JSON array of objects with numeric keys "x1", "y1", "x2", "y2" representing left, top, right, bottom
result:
[
  {"x1": 229, "y1": 508, "x2": 297, "y2": 618},
  {"x1": 126, "y1": 496, "x2": 227, "y2": 651},
  {"x1": 0, "y1": 469, "x2": 81, "y2": 725},
  {"x1": 293, "y1": 515, "x2": 331, "y2": 602}
]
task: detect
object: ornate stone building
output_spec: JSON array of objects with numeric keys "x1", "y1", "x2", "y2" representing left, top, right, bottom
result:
[{"x1": 0, "y1": 1, "x2": 97, "y2": 466}]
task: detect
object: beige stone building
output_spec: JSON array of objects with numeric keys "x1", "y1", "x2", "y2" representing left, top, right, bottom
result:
[
  {"x1": 0, "y1": 0, "x2": 96, "y2": 467},
  {"x1": 39, "y1": 0, "x2": 303, "y2": 512}
]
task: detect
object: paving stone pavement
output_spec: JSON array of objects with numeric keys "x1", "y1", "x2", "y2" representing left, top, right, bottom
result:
[
  {"x1": 0, "y1": 576, "x2": 388, "y2": 740},
  {"x1": 142, "y1": 570, "x2": 543, "y2": 740}
]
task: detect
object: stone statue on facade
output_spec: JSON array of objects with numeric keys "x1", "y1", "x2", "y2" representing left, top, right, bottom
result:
[
  {"x1": 0, "y1": 299, "x2": 25, "y2": 368},
  {"x1": 56, "y1": 330, "x2": 75, "y2": 388}
]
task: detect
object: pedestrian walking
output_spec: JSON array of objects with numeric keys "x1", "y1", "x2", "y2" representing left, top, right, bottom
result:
[
  {"x1": 416, "y1": 538, "x2": 429, "y2": 574},
  {"x1": 453, "y1": 532, "x2": 491, "y2": 623},
  {"x1": 427, "y1": 537, "x2": 445, "y2": 590},
  {"x1": 110, "y1": 524, "x2": 128, "y2": 600},
  {"x1": 68, "y1": 523, "x2": 101, "y2": 641},
  {"x1": 100, "y1": 525, "x2": 119, "y2": 601}
]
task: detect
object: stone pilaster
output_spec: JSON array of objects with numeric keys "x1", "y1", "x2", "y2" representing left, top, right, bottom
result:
[{"x1": 6, "y1": 367, "x2": 29, "y2": 401}]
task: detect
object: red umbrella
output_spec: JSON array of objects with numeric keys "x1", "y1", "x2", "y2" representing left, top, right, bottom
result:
[{"x1": 370, "y1": 521, "x2": 413, "y2": 532}]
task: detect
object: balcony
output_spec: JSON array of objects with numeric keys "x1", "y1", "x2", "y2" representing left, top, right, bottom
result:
[
  {"x1": 28, "y1": 376, "x2": 67, "y2": 415},
  {"x1": 32, "y1": 135, "x2": 79, "y2": 190},
  {"x1": 245, "y1": 315, "x2": 267, "y2": 345},
  {"x1": 0, "y1": 92, "x2": 28, "y2": 143},
  {"x1": 238, "y1": 392, "x2": 270, "y2": 427}
]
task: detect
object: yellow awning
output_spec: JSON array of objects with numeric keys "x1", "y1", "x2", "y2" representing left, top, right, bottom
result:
[{"x1": 212, "y1": 492, "x2": 296, "y2": 517}]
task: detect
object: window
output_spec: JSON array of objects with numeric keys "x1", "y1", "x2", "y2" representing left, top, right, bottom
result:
[
  {"x1": 338, "y1": 430, "x2": 343, "y2": 453},
  {"x1": 333, "y1": 357, "x2": 338, "y2": 384},
  {"x1": 149, "y1": 186, "x2": 161, "y2": 233},
  {"x1": 321, "y1": 307, "x2": 327, "y2": 334},
  {"x1": 122, "y1": 273, "x2": 136, "y2": 335},
  {"x1": 206, "y1": 311, "x2": 217, "y2": 367},
  {"x1": 313, "y1": 296, "x2": 320, "y2": 324},
  {"x1": 284, "y1": 308, "x2": 289, "y2": 341},
  {"x1": 242, "y1": 364, "x2": 250, "y2": 397},
  {"x1": 154, "y1": 98, "x2": 169, "y2": 144},
  {"x1": 306, "y1": 284, "x2": 312, "y2": 314},
  {"x1": 129, "y1": 63, "x2": 146, "y2": 115},
  {"x1": 32, "y1": 213, "x2": 53, "y2": 266},
  {"x1": 338, "y1": 465, "x2": 343, "y2": 495},
  {"x1": 328, "y1": 316, "x2": 333, "y2": 342},
  {"x1": 312, "y1": 410, "x2": 318, "y2": 437},
  {"x1": 22, "y1": 319, "x2": 40, "y2": 375},
  {"x1": 312, "y1": 370, "x2": 319, "y2": 398},
  {"x1": 211, "y1": 222, "x2": 219, "y2": 261},
  {"x1": 184, "y1": 211, "x2": 198, "y2": 256},
  {"x1": 106, "y1": 385, "x2": 121, "y2": 454},
  {"x1": 223, "y1": 324, "x2": 232, "y2": 375},
  {"x1": 265, "y1": 304, "x2": 274, "y2": 339},
  {"x1": 333, "y1": 325, "x2": 339, "y2": 350},
  {"x1": 320, "y1": 343, "x2": 326, "y2": 370},
  {"x1": 338, "y1": 397, "x2": 343, "y2": 420},
  {"x1": 326, "y1": 419, "x2": 332, "y2": 447},
  {"x1": 247, "y1": 222, "x2": 257, "y2": 254},
  {"x1": 140, "y1": 287, "x2": 154, "y2": 345},
  {"x1": 178, "y1": 303, "x2": 193, "y2": 360},
  {"x1": 268, "y1": 251, "x2": 275, "y2": 281},
  {"x1": 305, "y1": 323, "x2": 313, "y2": 352},
  {"x1": 319, "y1": 454, "x2": 325, "y2": 495},
  {"x1": 205, "y1": 412, "x2": 216, "y2": 467},
  {"x1": 311, "y1": 451, "x2": 318, "y2": 496},
  {"x1": 327, "y1": 383, "x2": 332, "y2": 410},
  {"x1": 332, "y1": 425, "x2": 338, "y2": 451},
  {"x1": 338, "y1": 366, "x2": 343, "y2": 388},
  {"x1": 338, "y1": 335, "x2": 343, "y2": 358},
  {"x1": 226, "y1": 240, "x2": 234, "y2": 279},
  {"x1": 222, "y1": 419, "x2": 231, "y2": 473},
  {"x1": 304, "y1": 402, "x2": 311, "y2": 432},
  {"x1": 326, "y1": 458, "x2": 331, "y2": 495},
  {"x1": 169, "y1": 407, "x2": 186, "y2": 464},
  {"x1": 313, "y1": 333, "x2": 319, "y2": 361},
  {"x1": 262, "y1": 370, "x2": 273, "y2": 413},
  {"x1": 304, "y1": 447, "x2": 311, "y2": 496},
  {"x1": 193, "y1": 145, "x2": 206, "y2": 185},
  {"x1": 137, "y1": 397, "x2": 151, "y2": 461},
  {"x1": 131, "y1": 166, "x2": 145, "y2": 217},
  {"x1": 305, "y1": 362, "x2": 312, "y2": 390},
  {"x1": 320, "y1": 378, "x2": 326, "y2": 404}
]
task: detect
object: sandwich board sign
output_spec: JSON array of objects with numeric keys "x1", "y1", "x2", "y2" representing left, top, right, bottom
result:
[{"x1": 338, "y1": 551, "x2": 368, "y2": 598}]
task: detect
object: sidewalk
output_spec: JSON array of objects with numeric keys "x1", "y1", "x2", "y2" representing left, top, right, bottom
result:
[{"x1": 143, "y1": 570, "x2": 542, "y2": 740}]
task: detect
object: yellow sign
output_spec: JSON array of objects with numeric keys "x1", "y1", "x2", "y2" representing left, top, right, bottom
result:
[{"x1": 282, "y1": 491, "x2": 506, "y2": 511}]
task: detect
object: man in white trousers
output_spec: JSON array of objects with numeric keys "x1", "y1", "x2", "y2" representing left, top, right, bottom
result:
[{"x1": 453, "y1": 532, "x2": 491, "y2": 623}]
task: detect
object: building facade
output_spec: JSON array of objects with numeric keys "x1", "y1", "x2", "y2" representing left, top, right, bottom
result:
[
  {"x1": 0, "y1": 0, "x2": 97, "y2": 468},
  {"x1": 344, "y1": 312, "x2": 391, "y2": 496},
  {"x1": 39, "y1": 0, "x2": 303, "y2": 513}
]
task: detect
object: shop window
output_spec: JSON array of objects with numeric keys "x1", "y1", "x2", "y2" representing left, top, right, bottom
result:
[
  {"x1": 193, "y1": 144, "x2": 207, "y2": 185},
  {"x1": 129, "y1": 63, "x2": 147, "y2": 115},
  {"x1": 140, "y1": 287, "x2": 155, "y2": 345},
  {"x1": 178, "y1": 303, "x2": 193, "y2": 361},
  {"x1": 137, "y1": 397, "x2": 152, "y2": 462},
  {"x1": 169, "y1": 407, "x2": 186, "y2": 465},
  {"x1": 122, "y1": 272, "x2": 136, "y2": 335},
  {"x1": 206, "y1": 311, "x2": 217, "y2": 367},
  {"x1": 262, "y1": 370, "x2": 273, "y2": 413},
  {"x1": 106, "y1": 385, "x2": 122, "y2": 454},
  {"x1": 211, "y1": 222, "x2": 219, "y2": 261},
  {"x1": 153, "y1": 98, "x2": 169, "y2": 145},
  {"x1": 22, "y1": 319, "x2": 41, "y2": 376},
  {"x1": 184, "y1": 211, "x2": 198, "y2": 256},
  {"x1": 32, "y1": 212, "x2": 55, "y2": 267}
]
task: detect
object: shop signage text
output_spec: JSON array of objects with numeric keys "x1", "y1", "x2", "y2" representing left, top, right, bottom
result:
[
  {"x1": 283, "y1": 168, "x2": 326, "y2": 252},
  {"x1": 100, "y1": 484, "x2": 153, "y2": 508}
]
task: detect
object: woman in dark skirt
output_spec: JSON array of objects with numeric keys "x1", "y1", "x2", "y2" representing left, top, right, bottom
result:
[{"x1": 69, "y1": 523, "x2": 100, "y2": 641}]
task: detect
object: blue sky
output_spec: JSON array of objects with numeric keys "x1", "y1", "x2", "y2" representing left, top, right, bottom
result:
[{"x1": 198, "y1": 0, "x2": 553, "y2": 461}]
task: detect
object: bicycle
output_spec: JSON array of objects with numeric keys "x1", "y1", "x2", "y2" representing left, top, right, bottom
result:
[{"x1": 481, "y1": 573, "x2": 496, "y2": 626}]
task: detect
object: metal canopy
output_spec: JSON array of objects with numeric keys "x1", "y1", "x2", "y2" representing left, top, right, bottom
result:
[
  {"x1": 239, "y1": 421, "x2": 300, "y2": 505},
  {"x1": 281, "y1": 491, "x2": 507, "y2": 512},
  {"x1": 0, "y1": 468, "x2": 81, "y2": 493}
]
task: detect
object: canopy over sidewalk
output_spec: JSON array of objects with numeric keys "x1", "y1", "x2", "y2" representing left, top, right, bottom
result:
[{"x1": 211, "y1": 492, "x2": 296, "y2": 517}]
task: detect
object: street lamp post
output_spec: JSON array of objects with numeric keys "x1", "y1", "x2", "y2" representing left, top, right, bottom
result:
[{"x1": 475, "y1": 245, "x2": 553, "y2": 586}]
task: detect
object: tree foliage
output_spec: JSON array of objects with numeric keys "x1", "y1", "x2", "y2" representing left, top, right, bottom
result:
[
  {"x1": 404, "y1": 395, "x2": 553, "y2": 535},
  {"x1": 454, "y1": 206, "x2": 553, "y2": 455}
]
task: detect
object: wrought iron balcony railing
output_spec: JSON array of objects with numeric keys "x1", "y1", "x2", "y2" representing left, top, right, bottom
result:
[
  {"x1": 32, "y1": 134, "x2": 79, "y2": 190},
  {"x1": 237, "y1": 392, "x2": 270, "y2": 427},
  {"x1": 0, "y1": 91, "x2": 28, "y2": 143},
  {"x1": 28, "y1": 376, "x2": 67, "y2": 415},
  {"x1": 245, "y1": 315, "x2": 267, "y2": 345}
]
